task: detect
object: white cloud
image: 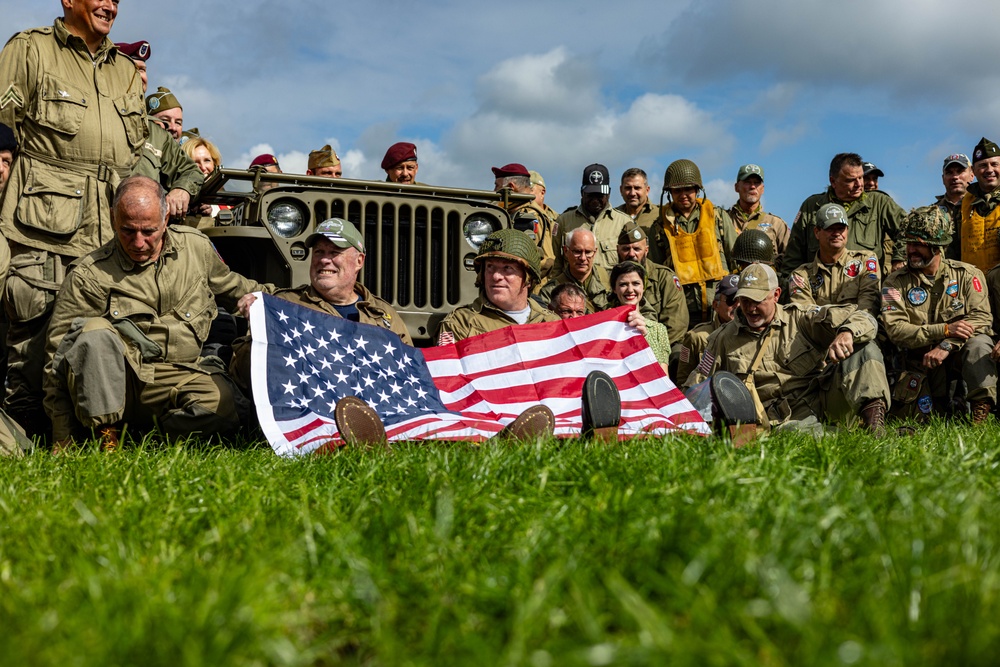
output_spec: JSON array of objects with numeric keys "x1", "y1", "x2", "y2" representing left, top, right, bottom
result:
[{"x1": 759, "y1": 122, "x2": 811, "y2": 155}]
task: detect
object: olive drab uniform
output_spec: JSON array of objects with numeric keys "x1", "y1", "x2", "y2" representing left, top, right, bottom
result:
[
  {"x1": 934, "y1": 194, "x2": 964, "y2": 261},
  {"x1": 615, "y1": 201, "x2": 661, "y2": 237},
  {"x1": 637, "y1": 259, "x2": 689, "y2": 354},
  {"x1": 959, "y1": 183, "x2": 1000, "y2": 272},
  {"x1": 230, "y1": 283, "x2": 412, "y2": 392},
  {"x1": 685, "y1": 304, "x2": 890, "y2": 430},
  {"x1": 0, "y1": 20, "x2": 147, "y2": 430},
  {"x1": 132, "y1": 119, "x2": 204, "y2": 201},
  {"x1": 788, "y1": 249, "x2": 882, "y2": 315},
  {"x1": 881, "y1": 260, "x2": 997, "y2": 414},
  {"x1": 729, "y1": 204, "x2": 790, "y2": 272},
  {"x1": 536, "y1": 264, "x2": 610, "y2": 314},
  {"x1": 784, "y1": 189, "x2": 906, "y2": 278},
  {"x1": 436, "y1": 295, "x2": 559, "y2": 343},
  {"x1": 552, "y1": 204, "x2": 632, "y2": 275},
  {"x1": 677, "y1": 317, "x2": 720, "y2": 387},
  {"x1": 509, "y1": 201, "x2": 558, "y2": 283},
  {"x1": 648, "y1": 199, "x2": 737, "y2": 324},
  {"x1": 43, "y1": 227, "x2": 272, "y2": 442}
]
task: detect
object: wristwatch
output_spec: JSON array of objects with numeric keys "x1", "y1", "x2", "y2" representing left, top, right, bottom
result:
[{"x1": 938, "y1": 341, "x2": 954, "y2": 352}]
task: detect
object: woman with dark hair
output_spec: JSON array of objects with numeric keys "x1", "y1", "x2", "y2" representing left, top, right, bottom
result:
[{"x1": 609, "y1": 261, "x2": 671, "y2": 373}]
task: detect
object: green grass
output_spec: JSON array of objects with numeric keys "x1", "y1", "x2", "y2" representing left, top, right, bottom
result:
[{"x1": 2, "y1": 423, "x2": 1000, "y2": 666}]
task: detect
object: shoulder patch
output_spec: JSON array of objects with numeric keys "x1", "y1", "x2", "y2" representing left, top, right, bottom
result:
[{"x1": 974, "y1": 276, "x2": 983, "y2": 293}]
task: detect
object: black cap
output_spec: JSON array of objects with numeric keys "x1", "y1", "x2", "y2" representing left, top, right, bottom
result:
[
  {"x1": 973, "y1": 138, "x2": 1000, "y2": 164},
  {"x1": 581, "y1": 163, "x2": 610, "y2": 194},
  {"x1": 0, "y1": 123, "x2": 14, "y2": 153},
  {"x1": 862, "y1": 162, "x2": 884, "y2": 178}
]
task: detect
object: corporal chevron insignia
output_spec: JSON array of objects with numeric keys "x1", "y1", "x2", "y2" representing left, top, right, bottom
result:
[{"x1": 0, "y1": 84, "x2": 24, "y2": 110}]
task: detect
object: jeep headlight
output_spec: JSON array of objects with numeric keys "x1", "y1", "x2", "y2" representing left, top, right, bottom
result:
[
  {"x1": 266, "y1": 200, "x2": 307, "y2": 238},
  {"x1": 463, "y1": 214, "x2": 500, "y2": 250}
]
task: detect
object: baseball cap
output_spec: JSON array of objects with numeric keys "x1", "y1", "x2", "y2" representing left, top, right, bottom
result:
[
  {"x1": 305, "y1": 218, "x2": 365, "y2": 253},
  {"x1": 146, "y1": 86, "x2": 180, "y2": 113},
  {"x1": 491, "y1": 163, "x2": 530, "y2": 179},
  {"x1": 973, "y1": 138, "x2": 1000, "y2": 164},
  {"x1": 816, "y1": 203, "x2": 849, "y2": 229},
  {"x1": 115, "y1": 40, "x2": 151, "y2": 61},
  {"x1": 942, "y1": 153, "x2": 971, "y2": 171},
  {"x1": 581, "y1": 163, "x2": 611, "y2": 195},
  {"x1": 717, "y1": 273, "x2": 741, "y2": 299},
  {"x1": 529, "y1": 170, "x2": 546, "y2": 189},
  {"x1": 862, "y1": 162, "x2": 884, "y2": 178},
  {"x1": 735, "y1": 264, "x2": 779, "y2": 302},
  {"x1": 617, "y1": 220, "x2": 647, "y2": 245},
  {"x1": 308, "y1": 144, "x2": 340, "y2": 170},
  {"x1": 381, "y1": 142, "x2": 417, "y2": 170},
  {"x1": 736, "y1": 164, "x2": 764, "y2": 182}
]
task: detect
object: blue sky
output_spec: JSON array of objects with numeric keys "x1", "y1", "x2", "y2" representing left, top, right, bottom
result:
[{"x1": 4, "y1": 1, "x2": 999, "y2": 224}]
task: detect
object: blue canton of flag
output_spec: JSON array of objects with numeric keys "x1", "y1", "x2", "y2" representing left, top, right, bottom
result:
[{"x1": 250, "y1": 293, "x2": 458, "y2": 455}]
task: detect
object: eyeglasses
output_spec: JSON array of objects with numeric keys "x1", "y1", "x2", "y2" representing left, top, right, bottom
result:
[{"x1": 568, "y1": 249, "x2": 596, "y2": 258}]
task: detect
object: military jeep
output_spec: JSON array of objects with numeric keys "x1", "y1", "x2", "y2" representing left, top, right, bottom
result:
[{"x1": 194, "y1": 169, "x2": 534, "y2": 344}]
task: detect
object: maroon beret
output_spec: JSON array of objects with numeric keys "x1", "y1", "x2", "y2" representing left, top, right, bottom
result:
[
  {"x1": 491, "y1": 163, "x2": 530, "y2": 178},
  {"x1": 249, "y1": 153, "x2": 279, "y2": 168},
  {"x1": 381, "y1": 142, "x2": 417, "y2": 170},
  {"x1": 115, "y1": 41, "x2": 151, "y2": 61}
]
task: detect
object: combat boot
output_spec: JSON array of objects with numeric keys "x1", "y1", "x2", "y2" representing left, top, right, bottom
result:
[
  {"x1": 970, "y1": 400, "x2": 994, "y2": 425},
  {"x1": 860, "y1": 398, "x2": 887, "y2": 437}
]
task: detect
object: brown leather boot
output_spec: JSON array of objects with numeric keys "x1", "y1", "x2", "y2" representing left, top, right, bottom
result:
[
  {"x1": 970, "y1": 400, "x2": 994, "y2": 424},
  {"x1": 860, "y1": 398, "x2": 887, "y2": 437},
  {"x1": 496, "y1": 405, "x2": 555, "y2": 442},
  {"x1": 334, "y1": 396, "x2": 388, "y2": 448}
]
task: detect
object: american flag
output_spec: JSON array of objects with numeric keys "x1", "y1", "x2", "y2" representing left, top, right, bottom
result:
[{"x1": 248, "y1": 293, "x2": 708, "y2": 456}]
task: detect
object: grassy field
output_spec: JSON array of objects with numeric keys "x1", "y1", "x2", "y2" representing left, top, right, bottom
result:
[{"x1": 2, "y1": 423, "x2": 1000, "y2": 666}]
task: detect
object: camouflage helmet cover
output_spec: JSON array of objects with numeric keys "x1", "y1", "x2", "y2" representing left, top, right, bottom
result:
[
  {"x1": 663, "y1": 159, "x2": 703, "y2": 190},
  {"x1": 473, "y1": 228, "x2": 542, "y2": 283},
  {"x1": 731, "y1": 228, "x2": 775, "y2": 265},
  {"x1": 901, "y1": 206, "x2": 953, "y2": 247}
]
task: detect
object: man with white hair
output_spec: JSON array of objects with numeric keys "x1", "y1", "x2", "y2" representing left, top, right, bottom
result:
[{"x1": 538, "y1": 227, "x2": 610, "y2": 313}]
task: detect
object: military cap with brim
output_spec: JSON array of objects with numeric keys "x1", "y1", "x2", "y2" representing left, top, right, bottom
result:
[
  {"x1": 146, "y1": 86, "x2": 180, "y2": 114},
  {"x1": 617, "y1": 220, "x2": 647, "y2": 245},
  {"x1": 816, "y1": 202, "x2": 849, "y2": 229},
  {"x1": 308, "y1": 145, "x2": 341, "y2": 170},
  {"x1": 581, "y1": 163, "x2": 611, "y2": 194},
  {"x1": 717, "y1": 273, "x2": 741, "y2": 298},
  {"x1": 862, "y1": 162, "x2": 884, "y2": 178},
  {"x1": 943, "y1": 153, "x2": 971, "y2": 171},
  {"x1": 491, "y1": 163, "x2": 530, "y2": 178},
  {"x1": 973, "y1": 138, "x2": 1000, "y2": 164},
  {"x1": 0, "y1": 122, "x2": 15, "y2": 153},
  {"x1": 305, "y1": 218, "x2": 365, "y2": 253},
  {"x1": 381, "y1": 142, "x2": 417, "y2": 170},
  {"x1": 736, "y1": 164, "x2": 764, "y2": 182},
  {"x1": 735, "y1": 264, "x2": 779, "y2": 302},
  {"x1": 115, "y1": 40, "x2": 151, "y2": 61}
]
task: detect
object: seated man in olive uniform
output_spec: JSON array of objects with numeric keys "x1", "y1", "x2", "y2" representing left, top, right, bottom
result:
[
  {"x1": 685, "y1": 263, "x2": 890, "y2": 434},
  {"x1": 537, "y1": 228, "x2": 610, "y2": 313},
  {"x1": 43, "y1": 177, "x2": 273, "y2": 449},
  {"x1": 231, "y1": 217, "x2": 411, "y2": 393},
  {"x1": 437, "y1": 229, "x2": 560, "y2": 344},
  {"x1": 787, "y1": 203, "x2": 881, "y2": 315},
  {"x1": 882, "y1": 207, "x2": 996, "y2": 423}
]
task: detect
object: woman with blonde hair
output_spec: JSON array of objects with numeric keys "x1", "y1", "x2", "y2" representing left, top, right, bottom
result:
[{"x1": 182, "y1": 137, "x2": 222, "y2": 177}]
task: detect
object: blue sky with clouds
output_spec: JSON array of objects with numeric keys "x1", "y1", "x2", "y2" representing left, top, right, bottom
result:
[{"x1": 4, "y1": 0, "x2": 998, "y2": 224}]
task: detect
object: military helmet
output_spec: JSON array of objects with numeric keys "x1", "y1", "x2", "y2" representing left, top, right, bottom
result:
[
  {"x1": 473, "y1": 228, "x2": 542, "y2": 283},
  {"x1": 901, "y1": 206, "x2": 952, "y2": 247},
  {"x1": 731, "y1": 228, "x2": 775, "y2": 265},
  {"x1": 663, "y1": 159, "x2": 703, "y2": 191}
]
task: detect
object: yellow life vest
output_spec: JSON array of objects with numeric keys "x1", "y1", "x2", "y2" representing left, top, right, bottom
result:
[
  {"x1": 961, "y1": 193, "x2": 1000, "y2": 272},
  {"x1": 661, "y1": 198, "x2": 725, "y2": 313}
]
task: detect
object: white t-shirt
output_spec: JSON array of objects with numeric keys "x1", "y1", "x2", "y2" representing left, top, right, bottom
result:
[{"x1": 504, "y1": 305, "x2": 532, "y2": 325}]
